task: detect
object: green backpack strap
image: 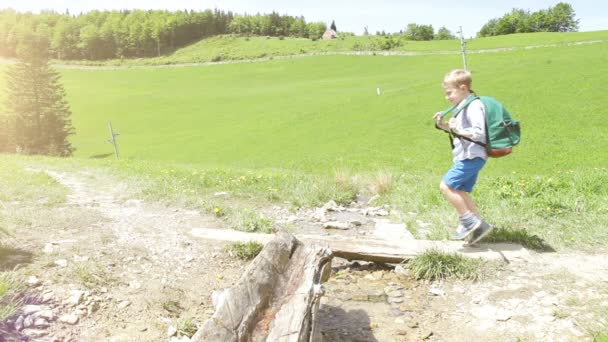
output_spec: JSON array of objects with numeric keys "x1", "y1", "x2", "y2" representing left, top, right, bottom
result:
[{"x1": 439, "y1": 95, "x2": 479, "y2": 119}]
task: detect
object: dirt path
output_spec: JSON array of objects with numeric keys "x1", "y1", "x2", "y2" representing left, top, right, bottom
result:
[
  {"x1": 2, "y1": 39, "x2": 598, "y2": 70},
  {"x1": 2, "y1": 169, "x2": 246, "y2": 341},
  {"x1": 2, "y1": 169, "x2": 608, "y2": 341}
]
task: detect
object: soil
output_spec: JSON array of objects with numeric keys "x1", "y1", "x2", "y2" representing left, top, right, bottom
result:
[{"x1": 1, "y1": 169, "x2": 607, "y2": 342}]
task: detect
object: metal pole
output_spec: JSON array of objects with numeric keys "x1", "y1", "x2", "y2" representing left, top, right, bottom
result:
[
  {"x1": 107, "y1": 121, "x2": 120, "y2": 160},
  {"x1": 458, "y1": 26, "x2": 468, "y2": 71}
]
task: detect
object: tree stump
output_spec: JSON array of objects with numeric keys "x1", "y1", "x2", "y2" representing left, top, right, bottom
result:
[{"x1": 192, "y1": 232, "x2": 333, "y2": 342}]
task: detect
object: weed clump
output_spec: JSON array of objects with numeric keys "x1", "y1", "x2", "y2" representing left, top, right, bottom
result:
[
  {"x1": 405, "y1": 249, "x2": 483, "y2": 281},
  {"x1": 226, "y1": 241, "x2": 264, "y2": 260}
]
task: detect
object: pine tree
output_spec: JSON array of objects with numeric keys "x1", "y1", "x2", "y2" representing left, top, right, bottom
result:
[
  {"x1": 330, "y1": 20, "x2": 337, "y2": 32},
  {"x1": 5, "y1": 32, "x2": 75, "y2": 156}
]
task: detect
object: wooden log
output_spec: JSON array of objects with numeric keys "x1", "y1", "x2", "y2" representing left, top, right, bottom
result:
[
  {"x1": 190, "y1": 228, "x2": 530, "y2": 263},
  {"x1": 192, "y1": 232, "x2": 332, "y2": 342}
]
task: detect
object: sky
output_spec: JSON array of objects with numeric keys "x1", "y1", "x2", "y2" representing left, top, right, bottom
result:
[{"x1": 3, "y1": 0, "x2": 606, "y2": 37}]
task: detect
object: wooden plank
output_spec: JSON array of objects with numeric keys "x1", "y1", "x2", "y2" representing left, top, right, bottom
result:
[{"x1": 190, "y1": 228, "x2": 530, "y2": 263}]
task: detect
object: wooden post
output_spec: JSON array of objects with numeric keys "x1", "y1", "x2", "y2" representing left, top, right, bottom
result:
[
  {"x1": 458, "y1": 26, "x2": 468, "y2": 71},
  {"x1": 107, "y1": 121, "x2": 120, "y2": 160},
  {"x1": 192, "y1": 233, "x2": 333, "y2": 342}
]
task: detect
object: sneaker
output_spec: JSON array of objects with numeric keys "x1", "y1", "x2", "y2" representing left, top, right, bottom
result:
[
  {"x1": 468, "y1": 220, "x2": 493, "y2": 245},
  {"x1": 451, "y1": 220, "x2": 480, "y2": 240}
]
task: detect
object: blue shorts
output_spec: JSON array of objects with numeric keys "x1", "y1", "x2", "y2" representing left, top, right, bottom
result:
[{"x1": 442, "y1": 158, "x2": 486, "y2": 193}]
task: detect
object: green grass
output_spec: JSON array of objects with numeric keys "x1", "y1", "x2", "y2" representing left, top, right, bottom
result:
[
  {"x1": 54, "y1": 40, "x2": 608, "y2": 176},
  {"x1": 0, "y1": 272, "x2": 23, "y2": 321},
  {"x1": 53, "y1": 30, "x2": 608, "y2": 66},
  {"x1": 225, "y1": 241, "x2": 264, "y2": 260},
  {"x1": 404, "y1": 249, "x2": 485, "y2": 281}
]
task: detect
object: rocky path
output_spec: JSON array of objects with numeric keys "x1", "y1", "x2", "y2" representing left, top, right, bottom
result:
[{"x1": 2, "y1": 169, "x2": 607, "y2": 341}]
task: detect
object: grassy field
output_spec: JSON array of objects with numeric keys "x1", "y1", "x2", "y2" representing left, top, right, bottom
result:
[
  {"x1": 53, "y1": 30, "x2": 608, "y2": 66},
  {"x1": 56, "y1": 40, "x2": 608, "y2": 176}
]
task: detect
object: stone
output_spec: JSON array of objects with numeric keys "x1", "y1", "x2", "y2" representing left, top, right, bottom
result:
[
  {"x1": 429, "y1": 288, "x2": 445, "y2": 296},
  {"x1": 34, "y1": 310, "x2": 54, "y2": 321},
  {"x1": 27, "y1": 276, "x2": 40, "y2": 286},
  {"x1": 394, "y1": 265, "x2": 409, "y2": 275},
  {"x1": 55, "y1": 259, "x2": 68, "y2": 267},
  {"x1": 167, "y1": 325, "x2": 178, "y2": 337},
  {"x1": 129, "y1": 280, "x2": 142, "y2": 289},
  {"x1": 22, "y1": 328, "x2": 49, "y2": 338},
  {"x1": 43, "y1": 243, "x2": 54, "y2": 254},
  {"x1": 14, "y1": 315, "x2": 24, "y2": 331},
  {"x1": 117, "y1": 300, "x2": 131, "y2": 310},
  {"x1": 34, "y1": 317, "x2": 50, "y2": 328},
  {"x1": 59, "y1": 314, "x2": 79, "y2": 325},
  {"x1": 65, "y1": 290, "x2": 85, "y2": 306},
  {"x1": 323, "y1": 221, "x2": 350, "y2": 230},
  {"x1": 23, "y1": 315, "x2": 34, "y2": 328}
]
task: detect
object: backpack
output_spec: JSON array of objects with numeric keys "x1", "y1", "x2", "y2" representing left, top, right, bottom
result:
[{"x1": 437, "y1": 95, "x2": 521, "y2": 158}]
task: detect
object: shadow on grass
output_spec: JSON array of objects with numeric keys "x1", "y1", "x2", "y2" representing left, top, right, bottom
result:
[
  {"x1": 89, "y1": 153, "x2": 114, "y2": 159},
  {"x1": 485, "y1": 227, "x2": 555, "y2": 252},
  {"x1": 0, "y1": 246, "x2": 33, "y2": 271}
]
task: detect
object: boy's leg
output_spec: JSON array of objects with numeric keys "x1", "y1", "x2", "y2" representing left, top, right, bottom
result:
[
  {"x1": 439, "y1": 181, "x2": 469, "y2": 216},
  {"x1": 462, "y1": 192, "x2": 479, "y2": 217},
  {"x1": 441, "y1": 158, "x2": 486, "y2": 239}
]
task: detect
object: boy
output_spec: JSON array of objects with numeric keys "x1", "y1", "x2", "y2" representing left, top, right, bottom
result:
[{"x1": 433, "y1": 69, "x2": 492, "y2": 244}]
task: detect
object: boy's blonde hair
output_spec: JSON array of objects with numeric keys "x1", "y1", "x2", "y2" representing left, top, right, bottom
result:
[{"x1": 443, "y1": 69, "x2": 472, "y2": 89}]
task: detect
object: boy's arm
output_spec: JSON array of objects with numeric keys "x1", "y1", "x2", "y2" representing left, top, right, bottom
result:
[{"x1": 449, "y1": 100, "x2": 485, "y2": 141}]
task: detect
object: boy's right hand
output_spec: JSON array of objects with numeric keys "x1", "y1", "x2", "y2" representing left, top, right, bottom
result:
[{"x1": 434, "y1": 112, "x2": 449, "y2": 130}]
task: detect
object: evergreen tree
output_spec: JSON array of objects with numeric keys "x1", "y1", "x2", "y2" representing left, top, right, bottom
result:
[
  {"x1": 330, "y1": 20, "x2": 337, "y2": 32},
  {"x1": 4, "y1": 32, "x2": 75, "y2": 156}
]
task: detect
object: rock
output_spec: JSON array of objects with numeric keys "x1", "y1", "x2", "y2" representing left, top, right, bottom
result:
[
  {"x1": 27, "y1": 276, "x2": 40, "y2": 286},
  {"x1": 41, "y1": 292, "x2": 54, "y2": 303},
  {"x1": 22, "y1": 328, "x2": 49, "y2": 338},
  {"x1": 167, "y1": 325, "x2": 178, "y2": 337},
  {"x1": 43, "y1": 243, "x2": 54, "y2": 254},
  {"x1": 117, "y1": 300, "x2": 131, "y2": 310},
  {"x1": 394, "y1": 265, "x2": 409, "y2": 276},
  {"x1": 429, "y1": 288, "x2": 445, "y2": 296},
  {"x1": 65, "y1": 290, "x2": 85, "y2": 306},
  {"x1": 496, "y1": 311, "x2": 512, "y2": 321},
  {"x1": 387, "y1": 297, "x2": 404, "y2": 304},
  {"x1": 55, "y1": 259, "x2": 68, "y2": 267},
  {"x1": 14, "y1": 315, "x2": 24, "y2": 331},
  {"x1": 23, "y1": 305, "x2": 47, "y2": 315},
  {"x1": 213, "y1": 192, "x2": 229, "y2": 197},
  {"x1": 129, "y1": 280, "x2": 142, "y2": 289},
  {"x1": 395, "y1": 329, "x2": 408, "y2": 336},
  {"x1": 88, "y1": 302, "x2": 100, "y2": 316},
  {"x1": 34, "y1": 317, "x2": 50, "y2": 328},
  {"x1": 323, "y1": 221, "x2": 350, "y2": 230},
  {"x1": 23, "y1": 315, "x2": 34, "y2": 328},
  {"x1": 171, "y1": 336, "x2": 191, "y2": 342},
  {"x1": 34, "y1": 310, "x2": 54, "y2": 321},
  {"x1": 59, "y1": 314, "x2": 79, "y2": 325}
]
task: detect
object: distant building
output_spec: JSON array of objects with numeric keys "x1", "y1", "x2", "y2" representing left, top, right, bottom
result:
[{"x1": 322, "y1": 29, "x2": 338, "y2": 40}]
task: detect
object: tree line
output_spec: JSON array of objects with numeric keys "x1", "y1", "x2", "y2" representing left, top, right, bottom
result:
[
  {"x1": 0, "y1": 9, "x2": 327, "y2": 60},
  {"x1": 478, "y1": 2, "x2": 578, "y2": 37}
]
